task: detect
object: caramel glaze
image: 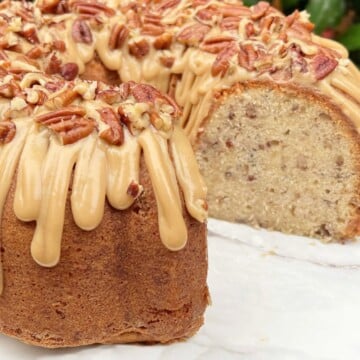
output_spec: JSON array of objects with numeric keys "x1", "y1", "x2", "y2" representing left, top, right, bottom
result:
[
  {"x1": 0, "y1": 64, "x2": 207, "y2": 290},
  {"x1": 2, "y1": 0, "x2": 354, "y2": 142}
]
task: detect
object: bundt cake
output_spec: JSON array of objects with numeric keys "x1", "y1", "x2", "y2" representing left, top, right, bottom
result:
[
  {"x1": 1, "y1": 0, "x2": 360, "y2": 348},
  {"x1": 0, "y1": 54, "x2": 209, "y2": 346},
  {"x1": 1, "y1": 0, "x2": 358, "y2": 241}
]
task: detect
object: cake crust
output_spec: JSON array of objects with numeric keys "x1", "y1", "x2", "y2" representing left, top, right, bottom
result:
[{"x1": 0, "y1": 161, "x2": 209, "y2": 348}]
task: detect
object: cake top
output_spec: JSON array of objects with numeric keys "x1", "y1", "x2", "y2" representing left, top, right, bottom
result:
[{"x1": 0, "y1": 57, "x2": 207, "y2": 272}]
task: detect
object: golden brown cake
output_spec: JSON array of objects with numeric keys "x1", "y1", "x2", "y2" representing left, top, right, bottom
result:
[
  {"x1": 1, "y1": 0, "x2": 358, "y2": 241},
  {"x1": 0, "y1": 57, "x2": 209, "y2": 346}
]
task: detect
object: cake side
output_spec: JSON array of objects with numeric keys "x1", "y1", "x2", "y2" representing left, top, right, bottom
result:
[
  {"x1": 0, "y1": 160, "x2": 209, "y2": 347},
  {"x1": 196, "y1": 80, "x2": 360, "y2": 240}
]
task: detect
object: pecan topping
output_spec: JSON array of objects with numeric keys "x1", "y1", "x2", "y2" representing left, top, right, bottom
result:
[
  {"x1": 0, "y1": 121, "x2": 16, "y2": 144},
  {"x1": 251, "y1": 1, "x2": 270, "y2": 20},
  {"x1": 142, "y1": 13, "x2": 165, "y2": 36},
  {"x1": 128, "y1": 39, "x2": 150, "y2": 58},
  {"x1": 220, "y1": 17, "x2": 241, "y2": 31},
  {"x1": 109, "y1": 24, "x2": 129, "y2": 50},
  {"x1": 177, "y1": 23, "x2": 211, "y2": 46},
  {"x1": 153, "y1": 33, "x2": 173, "y2": 50},
  {"x1": 19, "y1": 27, "x2": 39, "y2": 44},
  {"x1": 159, "y1": 56, "x2": 175, "y2": 68},
  {"x1": 156, "y1": 0, "x2": 181, "y2": 12},
  {"x1": 218, "y1": 4, "x2": 251, "y2": 17},
  {"x1": 71, "y1": 1, "x2": 115, "y2": 16},
  {"x1": 212, "y1": 42, "x2": 238, "y2": 77},
  {"x1": 0, "y1": 81, "x2": 21, "y2": 98},
  {"x1": 312, "y1": 53, "x2": 338, "y2": 80},
  {"x1": 37, "y1": 0, "x2": 61, "y2": 13},
  {"x1": 72, "y1": 19, "x2": 93, "y2": 44},
  {"x1": 126, "y1": 9, "x2": 142, "y2": 29},
  {"x1": 52, "y1": 40, "x2": 66, "y2": 52},
  {"x1": 44, "y1": 53, "x2": 62, "y2": 75},
  {"x1": 98, "y1": 108, "x2": 124, "y2": 145},
  {"x1": 127, "y1": 180, "x2": 143, "y2": 198},
  {"x1": 201, "y1": 36, "x2": 235, "y2": 54},
  {"x1": 238, "y1": 44, "x2": 258, "y2": 71},
  {"x1": 36, "y1": 107, "x2": 95, "y2": 145},
  {"x1": 60, "y1": 63, "x2": 79, "y2": 81},
  {"x1": 26, "y1": 46, "x2": 43, "y2": 59}
]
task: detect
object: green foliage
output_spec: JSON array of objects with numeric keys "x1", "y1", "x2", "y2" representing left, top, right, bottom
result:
[
  {"x1": 338, "y1": 24, "x2": 360, "y2": 51},
  {"x1": 306, "y1": 0, "x2": 346, "y2": 34}
]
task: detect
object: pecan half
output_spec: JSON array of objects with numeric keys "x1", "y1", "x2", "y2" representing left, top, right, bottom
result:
[
  {"x1": 251, "y1": 1, "x2": 270, "y2": 20},
  {"x1": 311, "y1": 53, "x2": 338, "y2": 80},
  {"x1": 177, "y1": 23, "x2": 210, "y2": 46},
  {"x1": 126, "y1": 9, "x2": 142, "y2": 29},
  {"x1": 218, "y1": 4, "x2": 251, "y2": 17},
  {"x1": 212, "y1": 42, "x2": 238, "y2": 77},
  {"x1": 109, "y1": 24, "x2": 129, "y2": 50},
  {"x1": 60, "y1": 63, "x2": 79, "y2": 81},
  {"x1": 98, "y1": 107, "x2": 124, "y2": 145},
  {"x1": 141, "y1": 23, "x2": 165, "y2": 36},
  {"x1": 128, "y1": 39, "x2": 150, "y2": 58},
  {"x1": 220, "y1": 17, "x2": 241, "y2": 31},
  {"x1": 36, "y1": 107, "x2": 94, "y2": 145},
  {"x1": 0, "y1": 121, "x2": 16, "y2": 144},
  {"x1": 71, "y1": 1, "x2": 115, "y2": 16},
  {"x1": 200, "y1": 36, "x2": 235, "y2": 54},
  {"x1": 72, "y1": 19, "x2": 93, "y2": 44},
  {"x1": 238, "y1": 44, "x2": 259, "y2": 71},
  {"x1": 153, "y1": 33, "x2": 173, "y2": 50},
  {"x1": 156, "y1": 0, "x2": 181, "y2": 12}
]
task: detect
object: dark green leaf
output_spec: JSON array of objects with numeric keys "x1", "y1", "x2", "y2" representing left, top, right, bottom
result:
[
  {"x1": 306, "y1": 0, "x2": 345, "y2": 34},
  {"x1": 338, "y1": 24, "x2": 360, "y2": 51},
  {"x1": 243, "y1": 0, "x2": 260, "y2": 6},
  {"x1": 282, "y1": 0, "x2": 300, "y2": 11}
]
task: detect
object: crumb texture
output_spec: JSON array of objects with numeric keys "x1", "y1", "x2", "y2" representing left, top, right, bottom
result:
[{"x1": 197, "y1": 82, "x2": 360, "y2": 240}]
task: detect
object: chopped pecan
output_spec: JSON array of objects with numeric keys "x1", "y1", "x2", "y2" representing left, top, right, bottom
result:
[
  {"x1": 141, "y1": 23, "x2": 165, "y2": 36},
  {"x1": 126, "y1": 9, "x2": 142, "y2": 29},
  {"x1": 153, "y1": 33, "x2": 173, "y2": 50},
  {"x1": 251, "y1": 1, "x2": 270, "y2": 20},
  {"x1": 195, "y1": 7, "x2": 217, "y2": 22},
  {"x1": 311, "y1": 53, "x2": 338, "y2": 80},
  {"x1": 44, "y1": 53, "x2": 62, "y2": 75},
  {"x1": 200, "y1": 36, "x2": 235, "y2": 54},
  {"x1": 159, "y1": 56, "x2": 175, "y2": 68},
  {"x1": 128, "y1": 39, "x2": 150, "y2": 58},
  {"x1": 19, "y1": 27, "x2": 39, "y2": 44},
  {"x1": 71, "y1": 1, "x2": 115, "y2": 16},
  {"x1": 44, "y1": 88, "x2": 79, "y2": 109},
  {"x1": 52, "y1": 40, "x2": 66, "y2": 52},
  {"x1": 98, "y1": 107, "x2": 124, "y2": 145},
  {"x1": 0, "y1": 121, "x2": 16, "y2": 144},
  {"x1": 109, "y1": 24, "x2": 129, "y2": 50},
  {"x1": 0, "y1": 81, "x2": 21, "y2": 98},
  {"x1": 177, "y1": 23, "x2": 210, "y2": 46},
  {"x1": 37, "y1": 0, "x2": 61, "y2": 13},
  {"x1": 26, "y1": 46, "x2": 43, "y2": 59},
  {"x1": 212, "y1": 42, "x2": 238, "y2": 77},
  {"x1": 15, "y1": 7, "x2": 34, "y2": 22},
  {"x1": 60, "y1": 63, "x2": 79, "y2": 81},
  {"x1": 45, "y1": 80, "x2": 66, "y2": 93},
  {"x1": 127, "y1": 180, "x2": 143, "y2": 198},
  {"x1": 149, "y1": 111, "x2": 164, "y2": 130},
  {"x1": 72, "y1": 19, "x2": 93, "y2": 44},
  {"x1": 97, "y1": 89, "x2": 124, "y2": 104},
  {"x1": 246, "y1": 22, "x2": 256, "y2": 37}
]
